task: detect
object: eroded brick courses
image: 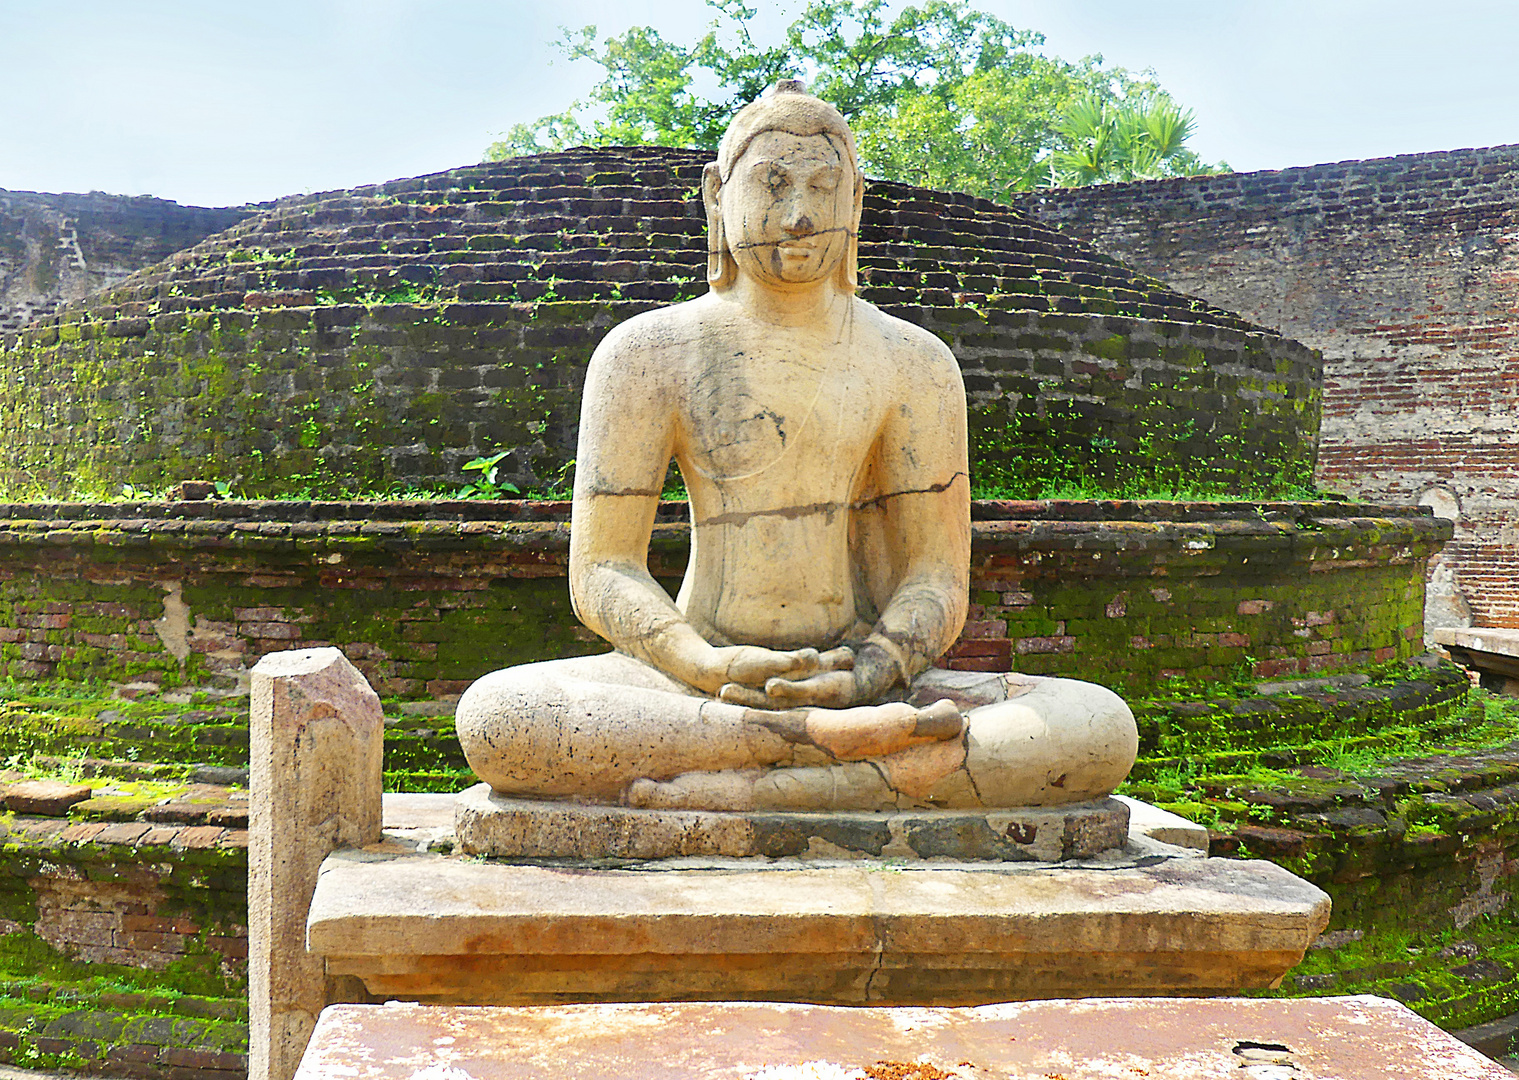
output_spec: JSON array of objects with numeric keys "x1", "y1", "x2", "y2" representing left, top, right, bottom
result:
[
  {"x1": 0, "y1": 147, "x2": 1319, "y2": 500},
  {"x1": 0, "y1": 498, "x2": 1449, "y2": 697},
  {"x1": 0, "y1": 818, "x2": 248, "y2": 971},
  {"x1": 1014, "y1": 145, "x2": 1519, "y2": 628}
]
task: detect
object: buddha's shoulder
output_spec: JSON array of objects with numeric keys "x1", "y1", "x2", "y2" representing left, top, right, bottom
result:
[
  {"x1": 850, "y1": 297, "x2": 958, "y2": 365},
  {"x1": 593, "y1": 296, "x2": 718, "y2": 354}
]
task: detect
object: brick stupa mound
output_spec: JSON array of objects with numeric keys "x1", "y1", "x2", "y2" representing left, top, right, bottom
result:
[{"x1": 0, "y1": 147, "x2": 1320, "y2": 497}]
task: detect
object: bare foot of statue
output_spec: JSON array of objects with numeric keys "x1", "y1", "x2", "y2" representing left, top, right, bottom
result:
[{"x1": 452, "y1": 81, "x2": 1139, "y2": 812}]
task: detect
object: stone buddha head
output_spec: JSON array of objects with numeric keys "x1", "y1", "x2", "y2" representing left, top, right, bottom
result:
[{"x1": 702, "y1": 80, "x2": 865, "y2": 294}]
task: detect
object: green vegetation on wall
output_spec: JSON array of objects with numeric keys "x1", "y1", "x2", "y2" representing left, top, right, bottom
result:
[
  {"x1": 0, "y1": 931, "x2": 245, "y2": 1075},
  {"x1": 1, "y1": 662, "x2": 1518, "y2": 1044},
  {"x1": 1114, "y1": 679, "x2": 1519, "y2": 1037},
  {"x1": 0, "y1": 302, "x2": 1320, "y2": 503}
]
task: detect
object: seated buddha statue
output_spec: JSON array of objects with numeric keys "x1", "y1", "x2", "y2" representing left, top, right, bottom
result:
[{"x1": 454, "y1": 81, "x2": 1138, "y2": 812}]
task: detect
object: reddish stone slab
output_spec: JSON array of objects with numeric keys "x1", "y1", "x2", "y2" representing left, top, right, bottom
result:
[
  {"x1": 146, "y1": 801, "x2": 221, "y2": 824},
  {"x1": 209, "y1": 805, "x2": 250, "y2": 828},
  {"x1": 4, "y1": 780, "x2": 93, "y2": 816},
  {"x1": 173, "y1": 825, "x2": 226, "y2": 849},
  {"x1": 297, "y1": 998, "x2": 1510, "y2": 1080}
]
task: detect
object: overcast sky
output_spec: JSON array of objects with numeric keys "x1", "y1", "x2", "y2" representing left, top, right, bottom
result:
[{"x1": 3, "y1": 1, "x2": 1516, "y2": 208}]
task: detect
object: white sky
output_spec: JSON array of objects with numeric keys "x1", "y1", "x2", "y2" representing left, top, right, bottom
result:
[{"x1": 2, "y1": 0, "x2": 1516, "y2": 207}]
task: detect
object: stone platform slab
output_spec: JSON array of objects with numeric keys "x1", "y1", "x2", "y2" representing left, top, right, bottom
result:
[
  {"x1": 454, "y1": 783, "x2": 1130, "y2": 861},
  {"x1": 1436, "y1": 627, "x2": 1519, "y2": 690},
  {"x1": 296, "y1": 997, "x2": 1511, "y2": 1080},
  {"x1": 306, "y1": 848, "x2": 1330, "y2": 1004}
]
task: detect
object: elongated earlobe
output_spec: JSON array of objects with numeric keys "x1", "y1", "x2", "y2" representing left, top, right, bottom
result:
[
  {"x1": 835, "y1": 168, "x2": 864, "y2": 294},
  {"x1": 703, "y1": 162, "x2": 737, "y2": 290}
]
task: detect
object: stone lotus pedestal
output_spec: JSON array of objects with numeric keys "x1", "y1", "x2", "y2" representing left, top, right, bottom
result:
[
  {"x1": 308, "y1": 786, "x2": 1329, "y2": 1011},
  {"x1": 306, "y1": 839, "x2": 1330, "y2": 1007},
  {"x1": 292, "y1": 758, "x2": 1332, "y2": 1015},
  {"x1": 408, "y1": 782, "x2": 1327, "y2": 1005}
]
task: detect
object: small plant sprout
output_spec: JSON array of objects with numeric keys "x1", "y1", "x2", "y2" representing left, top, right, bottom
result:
[{"x1": 459, "y1": 451, "x2": 521, "y2": 499}]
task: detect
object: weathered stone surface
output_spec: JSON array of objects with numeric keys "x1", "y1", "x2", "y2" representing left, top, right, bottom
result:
[
  {"x1": 1255, "y1": 672, "x2": 1371, "y2": 696},
  {"x1": 1436, "y1": 627, "x2": 1519, "y2": 694},
  {"x1": 298, "y1": 997, "x2": 1511, "y2": 1080},
  {"x1": 208, "y1": 805, "x2": 250, "y2": 828},
  {"x1": 69, "y1": 794, "x2": 158, "y2": 822},
  {"x1": 381, "y1": 792, "x2": 457, "y2": 830},
  {"x1": 4, "y1": 780, "x2": 93, "y2": 815},
  {"x1": 381, "y1": 791, "x2": 459, "y2": 854},
  {"x1": 1112, "y1": 794, "x2": 1208, "y2": 851},
  {"x1": 249, "y1": 648, "x2": 383, "y2": 1080},
  {"x1": 306, "y1": 848, "x2": 1329, "y2": 1004},
  {"x1": 454, "y1": 784, "x2": 1128, "y2": 861},
  {"x1": 1434, "y1": 628, "x2": 1519, "y2": 661}
]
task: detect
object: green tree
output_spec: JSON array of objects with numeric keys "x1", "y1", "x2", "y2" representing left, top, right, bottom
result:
[
  {"x1": 486, "y1": 0, "x2": 1227, "y2": 199},
  {"x1": 1042, "y1": 93, "x2": 1219, "y2": 186}
]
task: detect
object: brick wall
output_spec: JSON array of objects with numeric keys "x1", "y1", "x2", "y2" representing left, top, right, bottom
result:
[
  {"x1": 0, "y1": 190, "x2": 248, "y2": 333},
  {"x1": 0, "y1": 817, "x2": 248, "y2": 971},
  {"x1": 0, "y1": 146, "x2": 1319, "y2": 500},
  {"x1": 0, "y1": 815, "x2": 248, "y2": 1079},
  {"x1": 0, "y1": 300, "x2": 1319, "y2": 504},
  {"x1": 22, "y1": 839, "x2": 246, "y2": 972},
  {"x1": 0, "y1": 499, "x2": 1450, "y2": 698},
  {"x1": 1013, "y1": 144, "x2": 1519, "y2": 629}
]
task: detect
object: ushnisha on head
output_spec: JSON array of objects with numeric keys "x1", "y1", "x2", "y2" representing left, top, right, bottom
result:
[{"x1": 703, "y1": 79, "x2": 865, "y2": 293}]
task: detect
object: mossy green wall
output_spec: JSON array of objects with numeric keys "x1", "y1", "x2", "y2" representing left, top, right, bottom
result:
[
  {"x1": 0, "y1": 303, "x2": 1319, "y2": 500},
  {"x1": 0, "y1": 500, "x2": 1449, "y2": 699}
]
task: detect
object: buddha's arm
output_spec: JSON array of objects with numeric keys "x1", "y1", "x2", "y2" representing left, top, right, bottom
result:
[
  {"x1": 860, "y1": 339, "x2": 972, "y2": 687},
  {"x1": 567, "y1": 327, "x2": 706, "y2": 676}
]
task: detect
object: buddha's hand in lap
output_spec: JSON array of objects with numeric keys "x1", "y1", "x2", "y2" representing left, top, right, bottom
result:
[
  {"x1": 793, "y1": 698, "x2": 963, "y2": 761},
  {"x1": 714, "y1": 642, "x2": 962, "y2": 761},
  {"x1": 692, "y1": 643, "x2": 855, "y2": 700},
  {"x1": 717, "y1": 640, "x2": 896, "y2": 710}
]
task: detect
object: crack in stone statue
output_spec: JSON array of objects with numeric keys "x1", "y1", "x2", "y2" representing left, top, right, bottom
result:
[{"x1": 455, "y1": 81, "x2": 1139, "y2": 812}]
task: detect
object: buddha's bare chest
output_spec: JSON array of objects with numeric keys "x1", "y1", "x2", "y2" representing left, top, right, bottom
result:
[{"x1": 677, "y1": 342, "x2": 883, "y2": 483}]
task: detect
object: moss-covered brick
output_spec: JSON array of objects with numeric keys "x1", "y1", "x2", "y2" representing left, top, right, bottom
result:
[
  {"x1": 0, "y1": 148, "x2": 1318, "y2": 502},
  {"x1": 0, "y1": 663, "x2": 1517, "y2": 1046},
  {"x1": 0, "y1": 930, "x2": 246, "y2": 1076},
  {"x1": 1113, "y1": 682, "x2": 1519, "y2": 1034},
  {"x1": 0, "y1": 499, "x2": 1447, "y2": 698}
]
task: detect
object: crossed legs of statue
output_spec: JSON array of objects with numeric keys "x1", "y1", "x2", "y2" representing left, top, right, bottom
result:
[{"x1": 456, "y1": 652, "x2": 1138, "y2": 811}]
